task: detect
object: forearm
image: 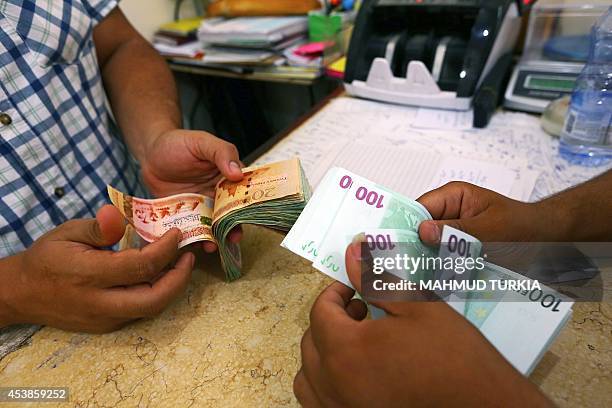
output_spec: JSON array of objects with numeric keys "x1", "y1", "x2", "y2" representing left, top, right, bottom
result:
[
  {"x1": 97, "y1": 11, "x2": 181, "y2": 162},
  {"x1": 0, "y1": 254, "x2": 22, "y2": 328},
  {"x1": 536, "y1": 170, "x2": 612, "y2": 241}
]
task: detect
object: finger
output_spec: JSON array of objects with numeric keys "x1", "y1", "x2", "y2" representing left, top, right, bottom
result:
[
  {"x1": 346, "y1": 240, "x2": 432, "y2": 317},
  {"x1": 345, "y1": 238, "x2": 371, "y2": 294},
  {"x1": 96, "y1": 205, "x2": 128, "y2": 244},
  {"x1": 202, "y1": 240, "x2": 218, "y2": 253},
  {"x1": 345, "y1": 239, "x2": 399, "y2": 302},
  {"x1": 94, "y1": 228, "x2": 182, "y2": 287},
  {"x1": 300, "y1": 329, "x2": 327, "y2": 405},
  {"x1": 417, "y1": 182, "x2": 498, "y2": 245},
  {"x1": 416, "y1": 181, "x2": 472, "y2": 220},
  {"x1": 203, "y1": 226, "x2": 242, "y2": 252},
  {"x1": 309, "y1": 282, "x2": 357, "y2": 352},
  {"x1": 228, "y1": 226, "x2": 243, "y2": 243},
  {"x1": 418, "y1": 219, "x2": 467, "y2": 245},
  {"x1": 54, "y1": 205, "x2": 126, "y2": 247},
  {"x1": 345, "y1": 298, "x2": 368, "y2": 321},
  {"x1": 195, "y1": 134, "x2": 242, "y2": 182},
  {"x1": 100, "y1": 251, "x2": 194, "y2": 319},
  {"x1": 419, "y1": 212, "x2": 503, "y2": 245},
  {"x1": 293, "y1": 369, "x2": 323, "y2": 408}
]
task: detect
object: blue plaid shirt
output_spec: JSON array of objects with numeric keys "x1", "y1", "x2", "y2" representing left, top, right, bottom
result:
[{"x1": 0, "y1": 0, "x2": 144, "y2": 256}]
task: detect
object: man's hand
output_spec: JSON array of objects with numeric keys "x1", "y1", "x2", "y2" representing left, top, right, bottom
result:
[
  {"x1": 417, "y1": 171, "x2": 612, "y2": 244},
  {"x1": 141, "y1": 129, "x2": 244, "y2": 252},
  {"x1": 93, "y1": 9, "x2": 244, "y2": 252},
  {"x1": 293, "y1": 240, "x2": 553, "y2": 407},
  {"x1": 141, "y1": 129, "x2": 243, "y2": 198},
  {"x1": 0, "y1": 206, "x2": 194, "y2": 333},
  {"x1": 416, "y1": 182, "x2": 555, "y2": 245}
]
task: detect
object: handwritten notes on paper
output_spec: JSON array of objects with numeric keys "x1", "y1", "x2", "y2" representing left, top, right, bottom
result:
[
  {"x1": 413, "y1": 108, "x2": 474, "y2": 130},
  {"x1": 255, "y1": 96, "x2": 612, "y2": 201}
]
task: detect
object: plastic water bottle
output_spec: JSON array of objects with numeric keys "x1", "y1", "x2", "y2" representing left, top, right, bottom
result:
[{"x1": 559, "y1": 7, "x2": 612, "y2": 166}]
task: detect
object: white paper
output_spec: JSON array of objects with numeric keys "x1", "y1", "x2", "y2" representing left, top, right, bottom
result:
[
  {"x1": 309, "y1": 142, "x2": 522, "y2": 200},
  {"x1": 201, "y1": 47, "x2": 273, "y2": 63},
  {"x1": 255, "y1": 96, "x2": 612, "y2": 203},
  {"x1": 198, "y1": 17, "x2": 307, "y2": 43},
  {"x1": 154, "y1": 41, "x2": 202, "y2": 58},
  {"x1": 413, "y1": 108, "x2": 474, "y2": 130},
  {"x1": 429, "y1": 156, "x2": 517, "y2": 196}
]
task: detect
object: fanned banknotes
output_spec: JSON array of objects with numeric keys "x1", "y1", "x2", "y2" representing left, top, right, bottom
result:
[
  {"x1": 283, "y1": 167, "x2": 432, "y2": 286},
  {"x1": 108, "y1": 157, "x2": 311, "y2": 281},
  {"x1": 282, "y1": 167, "x2": 573, "y2": 375}
]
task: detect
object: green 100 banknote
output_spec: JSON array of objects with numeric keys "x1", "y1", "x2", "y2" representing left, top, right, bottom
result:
[
  {"x1": 282, "y1": 167, "x2": 573, "y2": 375},
  {"x1": 282, "y1": 167, "x2": 432, "y2": 287}
]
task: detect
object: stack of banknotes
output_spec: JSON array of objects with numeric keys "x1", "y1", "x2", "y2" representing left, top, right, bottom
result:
[
  {"x1": 282, "y1": 167, "x2": 573, "y2": 375},
  {"x1": 108, "y1": 157, "x2": 311, "y2": 281}
]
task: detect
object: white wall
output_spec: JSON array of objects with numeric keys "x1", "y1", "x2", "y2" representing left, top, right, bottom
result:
[{"x1": 120, "y1": 0, "x2": 199, "y2": 40}]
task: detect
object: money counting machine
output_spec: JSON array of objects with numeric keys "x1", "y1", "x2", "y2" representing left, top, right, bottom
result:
[{"x1": 344, "y1": 0, "x2": 531, "y2": 127}]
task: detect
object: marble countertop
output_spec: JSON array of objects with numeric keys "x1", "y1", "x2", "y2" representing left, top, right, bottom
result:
[{"x1": 1, "y1": 225, "x2": 610, "y2": 407}]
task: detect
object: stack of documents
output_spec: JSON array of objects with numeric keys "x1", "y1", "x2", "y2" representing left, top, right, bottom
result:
[
  {"x1": 195, "y1": 48, "x2": 278, "y2": 65},
  {"x1": 283, "y1": 41, "x2": 343, "y2": 69},
  {"x1": 198, "y1": 17, "x2": 308, "y2": 48},
  {"x1": 153, "y1": 41, "x2": 203, "y2": 59},
  {"x1": 153, "y1": 17, "x2": 202, "y2": 45},
  {"x1": 282, "y1": 167, "x2": 573, "y2": 375},
  {"x1": 157, "y1": 16, "x2": 321, "y2": 78},
  {"x1": 156, "y1": 16, "x2": 315, "y2": 73}
]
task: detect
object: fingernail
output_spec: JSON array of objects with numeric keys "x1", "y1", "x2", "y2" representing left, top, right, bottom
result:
[
  {"x1": 229, "y1": 161, "x2": 241, "y2": 173},
  {"x1": 349, "y1": 233, "x2": 366, "y2": 260},
  {"x1": 352, "y1": 232, "x2": 366, "y2": 245},
  {"x1": 174, "y1": 228, "x2": 183, "y2": 246},
  {"x1": 429, "y1": 223, "x2": 441, "y2": 244}
]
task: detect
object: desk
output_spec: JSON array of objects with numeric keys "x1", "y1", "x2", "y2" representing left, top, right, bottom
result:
[{"x1": 1, "y1": 95, "x2": 610, "y2": 407}]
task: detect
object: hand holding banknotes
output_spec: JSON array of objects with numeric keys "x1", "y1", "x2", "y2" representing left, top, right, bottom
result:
[
  {"x1": 294, "y1": 240, "x2": 554, "y2": 408},
  {"x1": 141, "y1": 129, "x2": 243, "y2": 197},
  {"x1": 0, "y1": 205, "x2": 193, "y2": 332},
  {"x1": 140, "y1": 129, "x2": 245, "y2": 252},
  {"x1": 417, "y1": 169, "x2": 612, "y2": 244},
  {"x1": 417, "y1": 182, "x2": 546, "y2": 244}
]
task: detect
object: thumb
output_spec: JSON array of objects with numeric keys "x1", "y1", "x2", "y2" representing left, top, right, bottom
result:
[
  {"x1": 196, "y1": 134, "x2": 243, "y2": 182},
  {"x1": 55, "y1": 205, "x2": 126, "y2": 247},
  {"x1": 345, "y1": 238, "x2": 428, "y2": 317},
  {"x1": 345, "y1": 235, "x2": 367, "y2": 294},
  {"x1": 418, "y1": 218, "x2": 472, "y2": 246},
  {"x1": 96, "y1": 205, "x2": 128, "y2": 245}
]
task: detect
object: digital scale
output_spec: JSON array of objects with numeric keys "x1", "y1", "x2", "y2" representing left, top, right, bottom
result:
[
  {"x1": 505, "y1": 61, "x2": 582, "y2": 112},
  {"x1": 504, "y1": 1, "x2": 609, "y2": 113}
]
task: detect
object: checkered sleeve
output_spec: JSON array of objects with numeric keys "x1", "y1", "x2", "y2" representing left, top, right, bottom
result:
[{"x1": 81, "y1": 0, "x2": 120, "y2": 25}]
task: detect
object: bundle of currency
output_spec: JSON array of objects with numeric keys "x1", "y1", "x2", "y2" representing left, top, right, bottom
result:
[
  {"x1": 436, "y1": 227, "x2": 573, "y2": 375},
  {"x1": 108, "y1": 157, "x2": 311, "y2": 281},
  {"x1": 282, "y1": 167, "x2": 573, "y2": 375},
  {"x1": 282, "y1": 167, "x2": 433, "y2": 286}
]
